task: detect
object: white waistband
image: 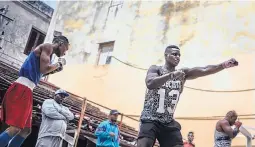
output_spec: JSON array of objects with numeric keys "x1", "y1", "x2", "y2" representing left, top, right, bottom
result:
[{"x1": 15, "y1": 77, "x2": 36, "y2": 90}]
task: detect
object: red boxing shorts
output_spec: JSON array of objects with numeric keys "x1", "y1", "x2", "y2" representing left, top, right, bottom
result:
[{"x1": 1, "y1": 82, "x2": 33, "y2": 129}]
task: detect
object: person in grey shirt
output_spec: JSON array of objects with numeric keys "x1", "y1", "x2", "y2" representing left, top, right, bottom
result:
[{"x1": 36, "y1": 89, "x2": 74, "y2": 147}]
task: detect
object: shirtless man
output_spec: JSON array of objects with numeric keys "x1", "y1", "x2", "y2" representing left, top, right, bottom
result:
[
  {"x1": 214, "y1": 111, "x2": 242, "y2": 147},
  {"x1": 0, "y1": 36, "x2": 69, "y2": 147}
]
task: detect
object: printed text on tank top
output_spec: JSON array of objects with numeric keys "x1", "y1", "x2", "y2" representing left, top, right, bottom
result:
[
  {"x1": 140, "y1": 66, "x2": 184, "y2": 123},
  {"x1": 156, "y1": 66, "x2": 183, "y2": 114}
]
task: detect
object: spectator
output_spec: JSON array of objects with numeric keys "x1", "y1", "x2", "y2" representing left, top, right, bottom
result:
[
  {"x1": 184, "y1": 131, "x2": 195, "y2": 147},
  {"x1": 35, "y1": 89, "x2": 74, "y2": 147},
  {"x1": 95, "y1": 110, "x2": 120, "y2": 147}
]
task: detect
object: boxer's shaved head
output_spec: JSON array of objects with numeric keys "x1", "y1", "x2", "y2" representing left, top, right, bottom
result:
[
  {"x1": 226, "y1": 110, "x2": 238, "y2": 126},
  {"x1": 226, "y1": 110, "x2": 237, "y2": 117},
  {"x1": 164, "y1": 45, "x2": 180, "y2": 54}
]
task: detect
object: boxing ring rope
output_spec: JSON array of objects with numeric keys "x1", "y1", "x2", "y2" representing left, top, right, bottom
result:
[
  {"x1": 1, "y1": 64, "x2": 255, "y2": 121},
  {"x1": 110, "y1": 56, "x2": 255, "y2": 93}
]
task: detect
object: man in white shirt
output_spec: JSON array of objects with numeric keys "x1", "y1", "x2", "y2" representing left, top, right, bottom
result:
[{"x1": 35, "y1": 89, "x2": 74, "y2": 147}]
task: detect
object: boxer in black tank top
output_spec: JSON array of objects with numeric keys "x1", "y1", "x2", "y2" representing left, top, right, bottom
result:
[{"x1": 138, "y1": 45, "x2": 238, "y2": 147}]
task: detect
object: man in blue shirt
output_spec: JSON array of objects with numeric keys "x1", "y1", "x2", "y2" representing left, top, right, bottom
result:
[{"x1": 95, "y1": 110, "x2": 120, "y2": 147}]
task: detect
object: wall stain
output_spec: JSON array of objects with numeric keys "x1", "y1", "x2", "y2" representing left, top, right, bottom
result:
[
  {"x1": 134, "y1": 0, "x2": 141, "y2": 19},
  {"x1": 180, "y1": 13, "x2": 198, "y2": 26},
  {"x1": 88, "y1": 1, "x2": 106, "y2": 34},
  {"x1": 179, "y1": 32, "x2": 195, "y2": 47},
  {"x1": 181, "y1": 16, "x2": 188, "y2": 24},
  {"x1": 159, "y1": 1, "x2": 200, "y2": 43},
  {"x1": 233, "y1": 31, "x2": 255, "y2": 41},
  {"x1": 102, "y1": 1, "x2": 114, "y2": 30},
  {"x1": 82, "y1": 52, "x2": 90, "y2": 63},
  {"x1": 175, "y1": 1, "x2": 200, "y2": 12},
  {"x1": 129, "y1": 1, "x2": 142, "y2": 50},
  {"x1": 64, "y1": 19, "x2": 84, "y2": 29},
  {"x1": 203, "y1": 1, "x2": 228, "y2": 8},
  {"x1": 160, "y1": 1, "x2": 174, "y2": 43}
]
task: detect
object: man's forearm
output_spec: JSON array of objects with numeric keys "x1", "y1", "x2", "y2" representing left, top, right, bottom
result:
[
  {"x1": 59, "y1": 108, "x2": 74, "y2": 120},
  {"x1": 146, "y1": 73, "x2": 172, "y2": 89},
  {"x1": 202, "y1": 58, "x2": 238, "y2": 76},
  {"x1": 202, "y1": 64, "x2": 224, "y2": 76},
  {"x1": 43, "y1": 63, "x2": 61, "y2": 74},
  {"x1": 233, "y1": 127, "x2": 239, "y2": 138},
  {"x1": 42, "y1": 109, "x2": 66, "y2": 120},
  {"x1": 186, "y1": 64, "x2": 224, "y2": 80},
  {"x1": 42, "y1": 66, "x2": 62, "y2": 77}
]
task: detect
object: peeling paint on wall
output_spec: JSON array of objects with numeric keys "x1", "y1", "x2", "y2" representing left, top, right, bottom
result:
[
  {"x1": 134, "y1": 1, "x2": 141, "y2": 19},
  {"x1": 129, "y1": 1, "x2": 142, "y2": 48},
  {"x1": 89, "y1": 1, "x2": 106, "y2": 34},
  {"x1": 202, "y1": 1, "x2": 227, "y2": 8},
  {"x1": 159, "y1": 1, "x2": 174, "y2": 43},
  {"x1": 175, "y1": 1, "x2": 200, "y2": 12},
  {"x1": 102, "y1": 1, "x2": 114, "y2": 31},
  {"x1": 53, "y1": 1, "x2": 255, "y2": 66},
  {"x1": 179, "y1": 32, "x2": 194, "y2": 47},
  {"x1": 64, "y1": 19, "x2": 84, "y2": 30}
]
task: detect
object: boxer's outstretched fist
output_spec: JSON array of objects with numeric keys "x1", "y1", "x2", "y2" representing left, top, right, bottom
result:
[{"x1": 222, "y1": 58, "x2": 238, "y2": 69}]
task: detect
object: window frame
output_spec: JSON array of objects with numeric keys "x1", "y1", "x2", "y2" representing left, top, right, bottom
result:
[
  {"x1": 96, "y1": 41, "x2": 115, "y2": 65},
  {"x1": 24, "y1": 26, "x2": 46, "y2": 55}
]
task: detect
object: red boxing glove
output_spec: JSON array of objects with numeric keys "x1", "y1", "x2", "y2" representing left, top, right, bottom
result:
[
  {"x1": 235, "y1": 121, "x2": 242, "y2": 128},
  {"x1": 222, "y1": 58, "x2": 238, "y2": 69}
]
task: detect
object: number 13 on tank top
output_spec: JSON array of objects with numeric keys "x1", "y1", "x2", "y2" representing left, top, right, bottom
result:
[{"x1": 156, "y1": 88, "x2": 180, "y2": 114}]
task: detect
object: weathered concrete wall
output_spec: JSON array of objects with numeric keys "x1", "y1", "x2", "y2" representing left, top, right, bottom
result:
[
  {"x1": 0, "y1": 1, "x2": 51, "y2": 67},
  {"x1": 52, "y1": 1, "x2": 255, "y2": 66},
  {"x1": 48, "y1": 1, "x2": 255, "y2": 146}
]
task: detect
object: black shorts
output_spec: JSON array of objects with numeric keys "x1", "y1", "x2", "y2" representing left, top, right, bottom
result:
[{"x1": 138, "y1": 120, "x2": 183, "y2": 147}]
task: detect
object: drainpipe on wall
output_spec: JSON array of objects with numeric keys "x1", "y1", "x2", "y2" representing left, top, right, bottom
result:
[{"x1": 43, "y1": 0, "x2": 60, "y2": 81}]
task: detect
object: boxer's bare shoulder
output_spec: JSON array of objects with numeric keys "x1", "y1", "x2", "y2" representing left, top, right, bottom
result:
[{"x1": 33, "y1": 43, "x2": 53, "y2": 57}]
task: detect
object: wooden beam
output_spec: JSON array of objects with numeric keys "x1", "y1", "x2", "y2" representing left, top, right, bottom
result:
[
  {"x1": 119, "y1": 114, "x2": 123, "y2": 129},
  {"x1": 74, "y1": 98, "x2": 87, "y2": 147}
]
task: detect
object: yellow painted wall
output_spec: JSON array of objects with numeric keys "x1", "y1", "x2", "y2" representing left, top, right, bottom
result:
[{"x1": 48, "y1": 1, "x2": 255, "y2": 146}]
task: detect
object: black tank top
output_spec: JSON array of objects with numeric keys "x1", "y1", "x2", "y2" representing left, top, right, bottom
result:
[{"x1": 140, "y1": 66, "x2": 185, "y2": 124}]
